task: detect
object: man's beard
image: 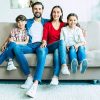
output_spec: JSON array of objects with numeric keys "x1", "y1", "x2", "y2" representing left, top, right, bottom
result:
[{"x1": 34, "y1": 12, "x2": 42, "y2": 18}]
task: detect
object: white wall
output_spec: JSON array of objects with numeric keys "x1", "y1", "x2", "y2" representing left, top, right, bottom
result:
[{"x1": 0, "y1": 0, "x2": 99, "y2": 22}]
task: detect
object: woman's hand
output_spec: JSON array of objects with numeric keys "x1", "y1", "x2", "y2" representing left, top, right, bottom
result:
[{"x1": 40, "y1": 40, "x2": 47, "y2": 48}]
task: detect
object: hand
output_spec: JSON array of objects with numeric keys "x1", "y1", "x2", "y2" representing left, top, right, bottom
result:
[
  {"x1": 9, "y1": 37, "x2": 14, "y2": 42},
  {"x1": 1, "y1": 45, "x2": 6, "y2": 52},
  {"x1": 40, "y1": 43, "x2": 47, "y2": 48},
  {"x1": 66, "y1": 46, "x2": 70, "y2": 51},
  {"x1": 74, "y1": 44, "x2": 79, "y2": 51}
]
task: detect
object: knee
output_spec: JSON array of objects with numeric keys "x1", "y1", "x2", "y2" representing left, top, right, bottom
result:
[
  {"x1": 36, "y1": 47, "x2": 48, "y2": 55},
  {"x1": 54, "y1": 49, "x2": 59, "y2": 56},
  {"x1": 59, "y1": 40, "x2": 65, "y2": 46},
  {"x1": 8, "y1": 42, "x2": 16, "y2": 47},
  {"x1": 78, "y1": 46, "x2": 85, "y2": 51},
  {"x1": 13, "y1": 45, "x2": 21, "y2": 54},
  {"x1": 70, "y1": 46, "x2": 75, "y2": 50}
]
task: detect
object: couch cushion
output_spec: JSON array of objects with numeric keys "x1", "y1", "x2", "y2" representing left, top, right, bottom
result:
[
  {"x1": 86, "y1": 50, "x2": 100, "y2": 67},
  {"x1": 1, "y1": 50, "x2": 100, "y2": 67}
]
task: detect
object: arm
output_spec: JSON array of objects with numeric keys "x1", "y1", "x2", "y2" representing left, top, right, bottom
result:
[
  {"x1": 1, "y1": 36, "x2": 10, "y2": 52},
  {"x1": 74, "y1": 29, "x2": 86, "y2": 49},
  {"x1": 15, "y1": 36, "x2": 29, "y2": 45},
  {"x1": 41, "y1": 23, "x2": 49, "y2": 48}
]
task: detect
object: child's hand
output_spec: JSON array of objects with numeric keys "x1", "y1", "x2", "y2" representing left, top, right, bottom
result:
[
  {"x1": 66, "y1": 46, "x2": 70, "y2": 51},
  {"x1": 9, "y1": 37, "x2": 14, "y2": 42},
  {"x1": 1, "y1": 45, "x2": 6, "y2": 52},
  {"x1": 74, "y1": 44, "x2": 79, "y2": 51}
]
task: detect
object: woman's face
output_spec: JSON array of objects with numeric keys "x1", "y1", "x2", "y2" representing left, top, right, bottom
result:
[
  {"x1": 67, "y1": 16, "x2": 78, "y2": 28},
  {"x1": 52, "y1": 7, "x2": 62, "y2": 21}
]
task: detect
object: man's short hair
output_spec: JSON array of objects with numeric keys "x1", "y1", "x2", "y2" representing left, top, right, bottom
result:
[
  {"x1": 16, "y1": 15, "x2": 27, "y2": 22},
  {"x1": 31, "y1": 2, "x2": 44, "y2": 9}
]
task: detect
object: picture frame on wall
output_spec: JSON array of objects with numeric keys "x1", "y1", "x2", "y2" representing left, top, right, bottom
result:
[{"x1": 10, "y1": 0, "x2": 43, "y2": 9}]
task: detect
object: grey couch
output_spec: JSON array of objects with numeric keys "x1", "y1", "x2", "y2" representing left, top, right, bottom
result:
[{"x1": 0, "y1": 22, "x2": 100, "y2": 81}]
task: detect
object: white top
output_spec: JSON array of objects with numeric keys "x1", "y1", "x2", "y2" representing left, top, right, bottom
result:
[
  {"x1": 60, "y1": 26, "x2": 86, "y2": 46},
  {"x1": 29, "y1": 21, "x2": 43, "y2": 43}
]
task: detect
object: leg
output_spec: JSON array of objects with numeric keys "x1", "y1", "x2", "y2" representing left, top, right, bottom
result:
[
  {"x1": 77, "y1": 46, "x2": 87, "y2": 73},
  {"x1": 26, "y1": 47, "x2": 48, "y2": 98},
  {"x1": 13, "y1": 44, "x2": 33, "y2": 89},
  {"x1": 59, "y1": 40, "x2": 70, "y2": 75},
  {"x1": 48, "y1": 40, "x2": 70, "y2": 75},
  {"x1": 69, "y1": 46, "x2": 78, "y2": 73},
  {"x1": 34, "y1": 47, "x2": 48, "y2": 82},
  {"x1": 13, "y1": 45, "x2": 31, "y2": 75},
  {"x1": 0, "y1": 42, "x2": 16, "y2": 64},
  {"x1": 50, "y1": 49, "x2": 60, "y2": 85}
]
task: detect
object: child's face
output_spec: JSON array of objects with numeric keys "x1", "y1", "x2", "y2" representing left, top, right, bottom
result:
[
  {"x1": 17, "y1": 21, "x2": 26, "y2": 29},
  {"x1": 52, "y1": 8, "x2": 62, "y2": 21},
  {"x1": 67, "y1": 16, "x2": 78, "y2": 28}
]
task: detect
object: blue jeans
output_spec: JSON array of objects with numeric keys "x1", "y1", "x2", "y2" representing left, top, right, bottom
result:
[
  {"x1": 0, "y1": 42, "x2": 16, "y2": 64},
  {"x1": 13, "y1": 42, "x2": 47, "y2": 82},
  {"x1": 46, "y1": 40, "x2": 67, "y2": 76},
  {"x1": 69, "y1": 46, "x2": 86, "y2": 64}
]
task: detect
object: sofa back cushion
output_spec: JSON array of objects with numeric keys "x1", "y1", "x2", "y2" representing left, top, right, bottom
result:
[
  {"x1": 0, "y1": 22, "x2": 100, "y2": 51},
  {"x1": 80, "y1": 21, "x2": 100, "y2": 50},
  {"x1": 0, "y1": 23, "x2": 15, "y2": 48}
]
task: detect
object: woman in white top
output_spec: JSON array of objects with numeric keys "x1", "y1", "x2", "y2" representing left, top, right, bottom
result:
[{"x1": 60, "y1": 13, "x2": 87, "y2": 73}]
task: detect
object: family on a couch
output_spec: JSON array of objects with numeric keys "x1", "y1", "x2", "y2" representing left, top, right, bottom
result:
[{"x1": 0, "y1": 2, "x2": 87, "y2": 98}]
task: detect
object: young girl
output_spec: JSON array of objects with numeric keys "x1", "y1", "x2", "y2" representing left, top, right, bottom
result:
[
  {"x1": 60, "y1": 13, "x2": 87, "y2": 73},
  {"x1": 0, "y1": 15, "x2": 29, "y2": 71}
]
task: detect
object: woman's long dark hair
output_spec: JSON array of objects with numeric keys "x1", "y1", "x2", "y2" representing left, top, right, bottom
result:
[{"x1": 49, "y1": 5, "x2": 63, "y2": 22}]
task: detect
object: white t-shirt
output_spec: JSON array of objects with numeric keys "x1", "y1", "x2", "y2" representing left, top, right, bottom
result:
[
  {"x1": 29, "y1": 21, "x2": 43, "y2": 43},
  {"x1": 60, "y1": 26, "x2": 86, "y2": 46}
]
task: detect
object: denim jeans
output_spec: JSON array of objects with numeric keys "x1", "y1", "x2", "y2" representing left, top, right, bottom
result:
[
  {"x1": 46, "y1": 40, "x2": 67, "y2": 76},
  {"x1": 0, "y1": 42, "x2": 16, "y2": 64},
  {"x1": 69, "y1": 46, "x2": 86, "y2": 64},
  {"x1": 13, "y1": 42, "x2": 47, "y2": 82}
]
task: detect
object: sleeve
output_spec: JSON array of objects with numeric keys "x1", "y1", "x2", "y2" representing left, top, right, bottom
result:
[
  {"x1": 78, "y1": 29, "x2": 86, "y2": 42},
  {"x1": 60, "y1": 28, "x2": 64, "y2": 40},
  {"x1": 60, "y1": 28, "x2": 69, "y2": 46},
  {"x1": 42, "y1": 23, "x2": 49, "y2": 41},
  {"x1": 10, "y1": 28, "x2": 16, "y2": 37}
]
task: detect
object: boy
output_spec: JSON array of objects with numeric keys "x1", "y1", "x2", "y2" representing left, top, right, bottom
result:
[{"x1": 0, "y1": 15, "x2": 29, "y2": 71}]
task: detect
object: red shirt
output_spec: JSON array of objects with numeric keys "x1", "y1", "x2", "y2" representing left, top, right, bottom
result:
[{"x1": 42, "y1": 22, "x2": 65, "y2": 44}]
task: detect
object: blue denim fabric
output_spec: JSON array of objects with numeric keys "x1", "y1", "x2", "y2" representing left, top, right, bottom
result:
[
  {"x1": 69, "y1": 46, "x2": 86, "y2": 64},
  {"x1": 0, "y1": 42, "x2": 16, "y2": 64},
  {"x1": 46, "y1": 40, "x2": 67, "y2": 76},
  {"x1": 13, "y1": 42, "x2": 48, "y2": 82},
  {"x1": 13, "y1": 42, "x2": 41, "y2": 76},
  {"x1": 34, "y1": 47, "x2": 48, "y2": 81}
]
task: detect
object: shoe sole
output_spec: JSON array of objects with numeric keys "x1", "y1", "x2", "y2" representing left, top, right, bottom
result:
[
  {"x1": 80, "y1": 60, "x2": 87, "y2": 73},
  {"x1": 71, "y1": 59, "x2": 78, "y2": 73},
  {"x1": 26, "y1": 92, "x2": 35, "y2": 98}
]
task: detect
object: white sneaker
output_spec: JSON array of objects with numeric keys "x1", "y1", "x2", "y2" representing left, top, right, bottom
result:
[
  {"x1": 7, "y1": 61, "x2": 17, "y2": 71},
  {"x1": 61, "y1": 64, "x2": 70, "y2": 75},
  {"x1": 26, "y1": 84, "x2": 38, "y2": 98},
  {"x1": 50, "y1": 76, "x2": 59, "y2": 85},
  {"x1": 21, "y1": 76, "x2": 33, "y2": 89}
]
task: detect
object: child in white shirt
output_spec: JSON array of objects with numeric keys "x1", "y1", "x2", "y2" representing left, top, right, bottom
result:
[{"x1": 60, "y1": 13, "x2": 87, "y2": 73}]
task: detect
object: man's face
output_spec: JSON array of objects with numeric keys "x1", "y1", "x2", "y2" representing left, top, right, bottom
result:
[{"x1": 32, "y1": 4, "x2": 43, "y2": 18}]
